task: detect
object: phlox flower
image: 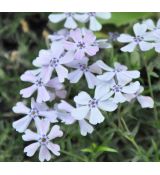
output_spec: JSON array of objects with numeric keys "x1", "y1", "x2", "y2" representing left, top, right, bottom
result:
[
  {"x1": 95, "y1": 39, "x2": 112, "y2": 49},
  {"x1": 75, "y1": 12, "x2": 111, "y2": 31},
  {"x1": 33, "y1": 44, "x2": 74, "y2": 82},
  {"x1": 48, "y1": 13, "x2": 88, "y2": 29},
  {"x1": 97, "y1": 79, "x2": 140, "y2": 104},
  {"x1": 117, "y1": 23, "x2": 154, "y2": 52},
  {"x1": 124, "y1": 86, "x2": 154, "y2": 108},
  {"x1": 72, "y1": 87, "x2": 117, "y2": 125},
  {"x1": 22, "y1": 119, "x2": 63, "y2": 162},
  {"x1": 97, "y1": 60, "x2": 140, "y2": 85},
  {"x1": 67, "y1": 57, "x2": 102, "y2": 89},
  {"x1": 12, "y1": 98, "x2": 57, "y2": 133},
  {"x1": 20, "y1": 71, "x2": 66, "y2": 103},
  {"x1": 64, "y1": 28, "x2": 99, "y2": 59},
  {"x1": 58, "y1": 100, "x2": 94, "y2": 136}
]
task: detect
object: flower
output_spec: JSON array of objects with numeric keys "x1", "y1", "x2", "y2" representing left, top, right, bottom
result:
[
  {"x1": 124, "y1": 86, "x2": 154, "y2": 108},
  {"x1": 71, "y1": 87, "x2": 117, "y2": 125},
  {"x1": 22, "y1": 119, "x2": 63, "y2": 162},
  {"x1": 97, "y1": 60, "x2": 140, "y2": 85},
  {"x1": 67, "y1": 57, "x2": 102, "y2": 89},
  {"x1": 12, "y1": 98, "x2": 57, "y2": 133},
  {"x1": 33, "y1": 45, "x2": 74, "y2": 82},
  {"x1": 117, "y1": 23, "x2": 154, "y2": 52},
  {"x1": 98, "y1": 79, "x2": 140, "y2": 104},
  {"x1": 48, "y1": 13, "x2": 88, "y2": 29},
  {"x1": 20, "y1": 71, "x2": 66, "y2": 103},
  {"x1": 58, "y1": 100, "x2": 94, "y2": 136},
  {"x1": 75, "y1": 13, "x2": 111, "y2": 31},
  {"x1": 64, "y1": 28, "x2": 99, "y2": 59}
]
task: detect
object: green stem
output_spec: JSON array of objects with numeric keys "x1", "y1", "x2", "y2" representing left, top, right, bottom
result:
[{"x1": 141, "y1": 52, "x2": 158, "y2": 120}]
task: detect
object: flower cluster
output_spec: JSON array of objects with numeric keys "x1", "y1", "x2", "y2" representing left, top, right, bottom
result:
[{"x1": 12, "y1": 13, "x2": 154, "y2": 161}]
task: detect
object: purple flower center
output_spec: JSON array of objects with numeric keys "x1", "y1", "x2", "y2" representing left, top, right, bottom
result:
[
  {"x1": 65, "y1": 13, "x2": 73, "y2": 17},
  {"x1": 114, "y1": 67, "x2": 123, "y2": 72},
  {"x1": 88, "y1": 12, "x2": 96, "y2": 17},
  {"x1": 112, "y1": 84, "x2": 122, "y2": 92},
  {"x1": 77, "y1": 41, "x2": 86, "y2": 49},
  {"x1": 35, "y1": 78, "x2": 44, "y2": 87},
  {"x1": 29, "y1": 108, "x2": 39, "y2": 118},
  {"x1": 39, "y1": 135, "x2": 49, "y2": 145},
  {"x1": 50, "y1": 57, "x2": 60, "y2": 67},
  {"x1": 78, "y1": 63, "x2": 89, "y2": 72},
  {"x1": 88, "y1": 98, "x2": 98, "y2": 108},
  {"x1": 134, "y1": 35, "x2": 144, "y2": 43}
]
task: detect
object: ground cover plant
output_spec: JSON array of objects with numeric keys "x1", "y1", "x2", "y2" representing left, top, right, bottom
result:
[{"x1": 0, "y1": 12, "x2": 160, "y2": 162}]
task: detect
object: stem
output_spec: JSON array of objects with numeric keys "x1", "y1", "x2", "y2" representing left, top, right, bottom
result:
[{"x1": 141, "y1": 52, "x2": 158, "y2": 120}]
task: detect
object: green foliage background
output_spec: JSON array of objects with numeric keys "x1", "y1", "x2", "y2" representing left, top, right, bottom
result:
[{"x1": 0, "y1": 12, "x2": 160, "y2": 162}]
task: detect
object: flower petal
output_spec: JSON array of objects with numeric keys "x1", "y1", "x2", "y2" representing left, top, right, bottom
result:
[
  {"x1": 68, "y1": 70, "x2": 83, "y2": 83},
  {"x1": 20, "y1": 85, "x2": 37, "y2": 98},
  {"x1": 74, "y1": 91, "x2": 91, "y2": 105},
  {"x1": 48, "y1": 125, "x2": 63, "y2": 140},
  {"x1": 12, "y1": 102, "x2": 30, "y2": 114},
  {"x1": 22, "y1": 129, "x2": 40, "y2": 141},
  {"x1": 114, "y1": 92, "x2": 126, "y2": 103},
  {"x1": 120, "y1": 42, "x2": 137, "y2": 52},
  {"x1": 64, "y1": 17, "x2": 77, "y2": 29},
  {"x1": 139, "y1": 41, "x2": 153, "y2": 51},
  {"x1": 39, "y1": 145, "x2": 51, "y2": 162},
  {"x1": 13, "y1": 115, "x2": 32, "y2": 133},
  {"x1": 37, "y1": 86, "x2": 50, "y2": 103},
  {"x1": 79, "y1": 120, "x2": 94, "y2": 136},
  {"x1": 122, "y1": 81, "x2": 140, "y2": 94},
  {"x1": 89, "y1": 16, "x2": 102, "y2": 31},
  {"x1": 71, "y1": 106, "x2": 90, "y2": 120},
  {"x1": 96, "y1": 60, "x2": 113, "y2": 71},
  {"x1": 39, "y1": 111, "x2": 57, "y2": 123},
  {"x1": 89, "y1": 108, "x2": 104, "y2": 125},
  {"x1": 24, "y1": 142, "x2": 40, "y2": 157},
  {"x1": 117, "y1": 34, "x2": 134, "y2": 43},
  {"x1": 47, "y1": 142, "x2": 60, "y2": 156},
  {"x1": 133, "y1": 23, "x2": 147, "y2": 36},
  {"x1": 84, "y1": 72, "x2": 97, "y2": 89},
  {"x1": 97, "y1": 72, "x2": 115, "y2": 82},
  {"x1": 85, "y1": 45, "x2": 99, "y2": 56},
  {"x1": 49, "y1": 13, "x2": 66, "y2": 23},
  {"x1": 96, "y1": 12, "x2": 111, "y2": 19},
  {"x1": 56, "y1": 65, "x2": 68, "y2": 83},
  {"x1": 137, "y1": 95, "x2": 154, "y2": 108},
  {"x1": 98, "y1": 100, "x2": 117, "y2": 111}
]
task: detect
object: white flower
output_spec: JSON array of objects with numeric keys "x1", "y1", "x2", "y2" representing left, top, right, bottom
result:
[
  {"x1": 67, "y1": 57, "x2": 102, "y2": 89},
  {"x1": 48, "y1": 13, "x2": 88, "y2": 29},
  {"x1": 12, "y1": 98, "x2": 57, "y2": 133},
  {"x1": 58, "y1": 100, "x2": 94, "y2": 136},
  {"x1": 124, "y1": 86, "x2": 154, "y2": 108},
  {"x1": 75, "y1": 12, "x2": 111, "y2": 31},
  {"x1": 33, "y1": 44, "x2": 74, "y2": 82},
  {"x1": 72, "y1": 87, "x2": 117, "y2": 125},
  {"x1": 22, "y1": 119, "x2": 63, "y2": 162},
  {"x1": 20, "y1": 71, "x2": 66, "y2": 103},
  {"x1": 97, "y1": 60, "x2": 140, "y2": 85},
  {"x1": 117, "y1": 23, "x2": 154, "y2": 52},
  {"x1": 98, "y1": 79, "x2": 140, "y2": 104}
]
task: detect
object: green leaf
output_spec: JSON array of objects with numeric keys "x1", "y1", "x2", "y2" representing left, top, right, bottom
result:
[
  {"x1": 97, "y1": 146, "x2": 118, "y2": 153},
  {"x1": 103, "y1": 12, "x2": 154, "y2": 26}
]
